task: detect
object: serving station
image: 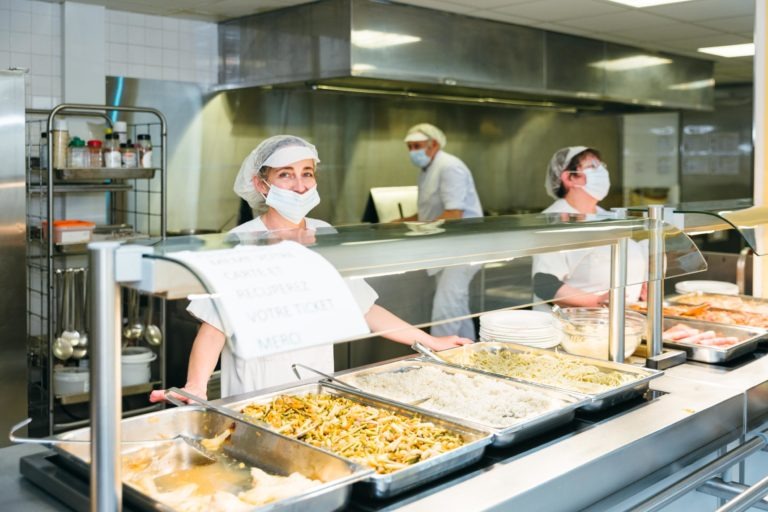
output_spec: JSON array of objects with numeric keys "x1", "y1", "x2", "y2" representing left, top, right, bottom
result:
[{"x1": 9, "y1": 207, "x2": 768, "y2": 510}]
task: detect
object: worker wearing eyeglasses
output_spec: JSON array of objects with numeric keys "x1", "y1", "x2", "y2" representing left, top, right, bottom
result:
[{"x1": 532, "y1": 146, "x2": 647, "y2": 309}]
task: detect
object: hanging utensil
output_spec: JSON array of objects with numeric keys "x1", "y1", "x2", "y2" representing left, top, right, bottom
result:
[
  {"x1": 53, "y1": 269, "x2": 73, "y2": 361},
  {"x1": 122, "y1": 289, "x2": 143, "y2": 341},
  {"x1": 143, "y1": 296, "x2": 162, "y2": 347},
  {"x1": 60, "y1": 269, "x2": 81, "y2": 347},
  {"x1": 76, "y1": 268, "x2": 88, "y2": 349}
]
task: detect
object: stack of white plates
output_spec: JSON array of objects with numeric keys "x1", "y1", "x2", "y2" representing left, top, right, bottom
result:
[
  {"x1": 675, "y1": 280, "x2": 739, "y2": 295},
  {"x1": 479, "y1": 310, "x2": 560, "y2": 349}
]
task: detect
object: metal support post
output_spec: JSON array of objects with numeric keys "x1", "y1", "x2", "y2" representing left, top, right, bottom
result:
[
  {"x1": 89, "y1": 241, "x2": 123, "y2": 512},
  {"x1": 647, "y1": 205, "x2": 665, "y2": 358},
  {"x1": 608, "y1": 238, "x2": 628, "y2": 362}
]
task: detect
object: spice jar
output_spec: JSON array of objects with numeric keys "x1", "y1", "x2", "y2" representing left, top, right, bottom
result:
[
  {"x1": 113, "y1": 121, "x2": 127, "y2": 145},
  {"x1": 121, "y1": 140, "x2": 138, "y2": 168},
  {"x1": 137, "y1": 134, "x2": 153, "y2": 168},
  {"x1": 87, "y1": 140, "x2": 103, "y2": 168},
  {"x1": 67, "y1": 137, "x2": 87, "y2": 168},
  {"x1": 103, "y1": 134, "x2": 121, "y2": 168}
]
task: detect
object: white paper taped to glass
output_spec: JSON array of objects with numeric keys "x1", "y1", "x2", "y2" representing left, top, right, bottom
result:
[{"x1": 172, "y1": 241, "x2": 370, "y2": 359}]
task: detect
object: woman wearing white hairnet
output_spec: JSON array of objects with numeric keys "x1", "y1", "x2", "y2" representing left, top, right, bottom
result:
[
  {"x1": 150, "y1": 135, "x2": 471, "y2": 402},
  {"x1": 531, "y1": 146, "x2": 647, "y2": 310}
]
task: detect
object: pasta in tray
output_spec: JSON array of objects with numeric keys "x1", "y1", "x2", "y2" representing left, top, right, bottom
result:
[
  {"x1": 441, "y1": 349, "x2": 634, "y2": 394},
  {"x1": 240, "y1": 394, "x2": 465, "y2": 475}
]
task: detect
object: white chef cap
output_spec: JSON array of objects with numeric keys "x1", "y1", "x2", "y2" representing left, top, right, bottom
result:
[
  {"x1": 404, "y1": 123, "x2": 447, "y2": 148},
  {"x1": 544, "y1": 146, "x2": 593, "y2": 199},
  {"x1": 233, "y1": 135, "x2": 320, "y2": 208}
]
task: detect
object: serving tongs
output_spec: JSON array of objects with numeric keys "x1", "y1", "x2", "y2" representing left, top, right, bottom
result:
[
  {"x1": 291, "y1": 363, "x2": 364, "y2": 392},
  {"x1": 8, "y1": 417, "x2": 209, "y2": 448},
  {"x1": 411, "y1": 341, "x2": 449, "y2": 363}
]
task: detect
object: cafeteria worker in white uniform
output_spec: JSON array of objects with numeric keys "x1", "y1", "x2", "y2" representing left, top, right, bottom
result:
[
  {"x1": 402, "y1": 123, "x2": 484, "y2": 340},
  {"x1": 150, "y1": 135, "x2": 471, "y2": 402},
  {"x1": 532, "y1": 146, "x2": 647, "y2": 310}
]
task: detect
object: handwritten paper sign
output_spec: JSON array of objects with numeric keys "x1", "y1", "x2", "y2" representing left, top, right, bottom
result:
[{"x1": 173, "y1": 241, "x2": 369, "y2": 359}]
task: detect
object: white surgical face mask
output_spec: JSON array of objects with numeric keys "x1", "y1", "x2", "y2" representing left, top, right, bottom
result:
[
  {"x1": 579, "y1": 164, "x2": 610, "y2": 201},
  {"x1": 261, "y1": 180, "x2": 321, "y2": 224},
  {"x1": 409, "y1": 149, "x2": 432, "y2": 168}
]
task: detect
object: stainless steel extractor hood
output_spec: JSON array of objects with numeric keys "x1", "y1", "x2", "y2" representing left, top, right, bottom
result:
[{"x1": 218, "y1": 0, "x2": 715, "y2": 111}]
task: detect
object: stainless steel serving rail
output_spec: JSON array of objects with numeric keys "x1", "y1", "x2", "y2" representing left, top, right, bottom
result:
[{"x1": 629, "y1": 430, "x2": 768, "y2": 512}]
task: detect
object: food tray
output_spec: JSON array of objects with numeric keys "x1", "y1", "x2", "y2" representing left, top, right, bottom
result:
[
  {"x1": 53, "y1": 406, "x2": 370, "y2": 511},
  {"x1": 669, "y1": 292, "x2": 768, "y2": 316},
  {"x1": 54, "y1": 167, "x2": 158, "y2": 181},
  {"x1": 225, "y1": 382, "x2": 493, "y2": 499},
  {"x1": 659, "y1": 317, "x2": 766, "y2": 363},
  {"x1": 431, "y1": 342, "x2": 663, "y2": 412},
  {"x1": 632, "y1": 299, "x2": 768, "y2": 330},
  {"x1": 334, "y1": 360, "x2": 589, "y2": 448}
]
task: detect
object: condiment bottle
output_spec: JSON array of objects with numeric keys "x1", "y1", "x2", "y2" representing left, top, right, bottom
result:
[
  {"x1": 52, "y1": 119, "x2": 69, "y2": 169},
  {"x1": 103, "y1": 134, "x2": 121, "y2": 168},
  {"x1": 121, "y1": 140, "x2": 138, "y2": 168},
  {"x1": 87, "y1": 140, "x2": 103, "y2": 168},
  {"x1": 113, "y1": 121, "x2": 127, "y2": 145},
  {"x1": 137, "y1": 134, "x2": 153, "y2": 168},
  {"x1": 40, "y1": 131, "x2": 48, "y2": 170},
  {"x1": 67, "y1": 137, "x2": 87, "y2": 168}
]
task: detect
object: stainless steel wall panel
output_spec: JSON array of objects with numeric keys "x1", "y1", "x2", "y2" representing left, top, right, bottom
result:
[
  {"x1": 0, "y1": 70, "x2": 28, "y2": 447},
  {"x1": 545, "y1": 32, "x2": 605, "y2": 97},
  {"x1": 349, "y1": 1, "x2": 545, "y2": 92},
  {"x1": 603, "y1": 43, "x2": 714, "y2": 110}
]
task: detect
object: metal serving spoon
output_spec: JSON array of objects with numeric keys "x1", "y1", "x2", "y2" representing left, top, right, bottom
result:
[{"x1": 143, "y1": 296, "x2": 162, "y2": 347}]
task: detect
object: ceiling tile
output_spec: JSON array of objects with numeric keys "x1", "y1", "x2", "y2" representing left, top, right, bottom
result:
[
  {"x1": 557, "y1": 10, "x2": 672, "y2": 32},
  {"x1": 696, "y1": 16, "x2": 754, "y2": 34},
  {"x1": 465, "y1": 9, "x2": 540, "y2": 26},
  {"x1": 602, "y1": 22, "x2": 718, "y2": 42},
  {"x1": 646, "y1": 0, "x2": 753, "y2": 22},
  {"x1": 395, "y1": 0, "x2": 474, "y2": 14},
  {"x1": 442, "y1": 0, "x2": 535, "y2": 7},
  {"x1": 492, "y1": 0, "x2": 624, "y2": 22}
]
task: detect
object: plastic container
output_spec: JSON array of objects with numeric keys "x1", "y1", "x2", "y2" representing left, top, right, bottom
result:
[
  {"x1": 122, "y1": 346, "x2": 157, "y2": 386},
  {"x1": 103, "y1": 133, "x2": 122, "y2": 168},
  {"x1": 67, "y1": 137, "x2": 87, "y2": 168},
  {"x1": 54, "y1": 367, "x2": 89, "y2": 396},
  {"x1": 87, "y1": 139, "x2": 103, "y2": 168},
  {"x1": 121, "y1": 140, "x2": 138, "y2": 168},
  {"x1": 137, "y1": 134, "x2": 152, "y2": 168},
  {"x1": 113, "y1": 121, "x2": 127, "y2": 145},
  {"x1": 555, "y1": 307, "x2": 646, "y2": 360},
  {"x1": 42, "y1": 220, "x2": 96, "y2": 244}
]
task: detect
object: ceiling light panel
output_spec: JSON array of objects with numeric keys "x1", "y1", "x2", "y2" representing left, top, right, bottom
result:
[
  {"x1": 351, "y1": 30, "x2": 421, "y2": 49},
  {"x1": 589, "y1": 55, "x2": 673, "y2": 71},
  {"x1": 604, "y1": 0, "x2": 695, "y2": 7},
  {"x1": 698, "y1": 43, "x2": 755, "y2": 57}
]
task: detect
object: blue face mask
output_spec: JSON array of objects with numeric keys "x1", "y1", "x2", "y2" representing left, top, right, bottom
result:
[{"x1": 409, "y1": 149, "x2": 432, "y2": 168}]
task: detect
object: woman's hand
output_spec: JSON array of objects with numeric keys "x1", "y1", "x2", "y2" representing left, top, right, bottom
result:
[
  {"x1": 422, "y1": 335, "x2": 473, "y2": 351},
  {"x1": 149, "y1": 384, "x2": 207, "y2": 404}
]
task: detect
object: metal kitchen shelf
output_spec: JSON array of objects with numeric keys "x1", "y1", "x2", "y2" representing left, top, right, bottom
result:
[
  {"x1": 57, "y1": 381, "x2": 160, "y2": 405},
  {"x1": 25, "y1": 103, "x2": 168, "y2": 436}
]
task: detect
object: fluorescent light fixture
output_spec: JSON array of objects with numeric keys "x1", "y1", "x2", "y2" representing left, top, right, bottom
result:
[
  {"x1": 605, "y1": 0, "x2": 694, "y2": 6},
  {"x1": 351, "y1": 30, "x2": 421, "y2": 49},
  {"x1": 351, "y1": 63, "x2": 377, "y2": 73},
  {"x1": 668, "y1": 78, "x2": 715, "y2": 90},
  {"x1": 589, "y1": 55, "x2": 672, "y2": 71},
  {"x1": 698, "y1": 43, "x2": 754, "y2": 58}
]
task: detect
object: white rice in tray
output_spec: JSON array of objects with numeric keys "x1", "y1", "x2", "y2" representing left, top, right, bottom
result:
[{"x1": 344, "y1": 365, "x2": 564, "y2": 429}]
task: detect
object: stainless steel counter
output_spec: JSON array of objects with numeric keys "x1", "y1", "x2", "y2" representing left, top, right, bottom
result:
[{"x1": 6, "y1": 353, "x2": 768, "y2": 511}]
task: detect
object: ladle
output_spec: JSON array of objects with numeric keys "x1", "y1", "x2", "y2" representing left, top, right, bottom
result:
[
  {"x1": 60, "y1": 270, "x2": 81, "y2": 347},
  {"x1": 75, "y1": 268, "x2": 88, "y2": 350},
  {"x1": 143, "y1": 296, "x2": 163, "y2": 347},
  {"x1": 53, "y1": 270, "x2": 73, "y2": 361},
  {"x1": 123, "y1": 289, "x2": 143, "y2": 341}
]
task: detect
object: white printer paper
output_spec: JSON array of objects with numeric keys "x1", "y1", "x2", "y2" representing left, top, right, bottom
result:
[{"x1": 173, "y1": 241, "x2": 369, "y2": 359}]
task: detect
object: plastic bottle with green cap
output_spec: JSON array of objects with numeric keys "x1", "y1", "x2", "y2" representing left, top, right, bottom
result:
[{"x1": 67, "y1": 137, "x2": 87, "y2": 168}]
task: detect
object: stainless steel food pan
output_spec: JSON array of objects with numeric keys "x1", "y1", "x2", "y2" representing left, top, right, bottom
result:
[
  {"x1": 225, "y1": 382, "x2": 493, "y2": 499},
  {"x1": 432, "y1": 342, "x2": 663, "y2": 412},
  {"x1": 53, "y1": 405, "x2": 370, "y2": 511},
  {"x1": 335, "y1": 359, "x2": 588, "y2": 448},
  {"x1": 659, "y1": 317, "x2": 766, "y2": 363},
  {"x1": 668, "y1": 292, "x2": 768, "y2": 315}
]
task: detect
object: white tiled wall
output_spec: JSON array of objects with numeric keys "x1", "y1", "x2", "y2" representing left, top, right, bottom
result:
[
  {"x1": 0, "y1": 0, "x2": 218, "y2": 109},
  {"x1": 105, "y1": 10, "x2": 217, "y2": 84}
]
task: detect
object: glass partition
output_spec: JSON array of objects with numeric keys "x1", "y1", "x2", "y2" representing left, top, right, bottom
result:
[{"x1": 140, "y1": 213, "x2": 706, "y2": 348}]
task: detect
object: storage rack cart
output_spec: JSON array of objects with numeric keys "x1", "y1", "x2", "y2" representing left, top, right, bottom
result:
[{"x1": 25, "y1": 104, "x2": 167, "y2": 436}]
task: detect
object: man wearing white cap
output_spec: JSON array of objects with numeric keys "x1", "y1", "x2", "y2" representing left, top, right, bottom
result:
[
  {"x1": 403, "y1": 123, "x2": 483, "y2": 339},
  {"x1": 532, "y1": 146, "x2": 647, "y2": 310}
]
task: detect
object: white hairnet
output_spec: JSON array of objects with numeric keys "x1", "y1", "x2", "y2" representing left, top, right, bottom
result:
[
  {"x1": 404, "y1": 123, "x2": 447, "y2": 148},
  {"x1": 544, "y1": 146, "x2": 591, "y2": 199},
  {"x1": 233, "y1": 135, "x2": 320, "y2": 208}
]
